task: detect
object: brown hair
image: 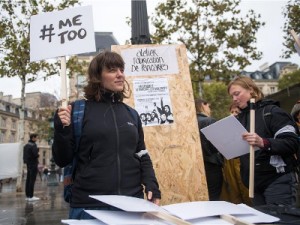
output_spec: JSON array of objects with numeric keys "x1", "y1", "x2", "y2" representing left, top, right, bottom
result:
[
  {"x1": 227, "y1": 76, "x2": 264, "y2": 101},
  {"x1": 83, "y1": 51, "x2": 131, "y2": 101},
  {"x1": 195, "y1": 98, "x2": 209, "y2": 114}
]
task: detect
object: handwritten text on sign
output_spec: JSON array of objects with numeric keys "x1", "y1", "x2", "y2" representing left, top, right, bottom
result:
[
  {"x1": 121, "y1": 45, "x2": 179, "y2": 76},
  {"x1": 30, "y1": 5, "x2": 95, "y2": 62}
]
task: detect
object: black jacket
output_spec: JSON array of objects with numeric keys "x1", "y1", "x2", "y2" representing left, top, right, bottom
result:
[
  {"x1": 197, "y1": 113, "x2": 223, "y2": 166},
  {"x1": 52, "y1": 95, "x2": 161, "y2": 207},
  {"x1": 23, "y1": 140, "x2": 39, "y2": 165},
  {"x1": 237, "y1": 99, "x2": 299, "y2": 193}
]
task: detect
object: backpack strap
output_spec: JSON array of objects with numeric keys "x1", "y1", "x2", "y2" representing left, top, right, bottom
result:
[
  {"x1": 70, "y1": 99, "x2": 86, "y2": 177},
  {"x1": 262, "y1": 105, "x2": 277, "y2": 137},
  {"x1": 73, "y1": 99, "x2": 86, "y2": 152}
]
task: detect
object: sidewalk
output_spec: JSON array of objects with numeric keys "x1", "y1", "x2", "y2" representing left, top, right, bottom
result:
[{"x1": 0, "y1": 178, "x2": 69, "y2": 225}]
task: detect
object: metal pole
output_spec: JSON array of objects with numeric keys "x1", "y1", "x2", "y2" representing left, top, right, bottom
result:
[{"x1": 131, "y1": 0, "x2": 152, "y2": 44}]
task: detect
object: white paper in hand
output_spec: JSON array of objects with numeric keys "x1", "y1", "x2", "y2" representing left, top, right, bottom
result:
[{"x1": 200, "y1": 115, "x2": 250, "y2": 159}]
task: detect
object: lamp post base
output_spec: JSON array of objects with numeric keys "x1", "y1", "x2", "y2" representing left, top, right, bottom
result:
[{"x1": 47, "y1": 158, "x2": 58, "y2": 186}]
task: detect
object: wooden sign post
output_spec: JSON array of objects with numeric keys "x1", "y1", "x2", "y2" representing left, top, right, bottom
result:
[{"x1": 249, "y1": 98, "x2": 255, "y2": 198}]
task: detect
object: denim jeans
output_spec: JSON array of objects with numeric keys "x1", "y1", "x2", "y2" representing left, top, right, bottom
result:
[{"x1": 69, "y1": 206, "x2": 122, "y2": 219}]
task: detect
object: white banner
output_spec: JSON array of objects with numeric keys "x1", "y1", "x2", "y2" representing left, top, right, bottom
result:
[
  {"x1": 121, "y1": 45, "x2": 179, "y2": 76},
  {"x1": 0, "y1": 143, "x2": 22, "y2": 180},
  {"x1": 30, "y1": 5, "x2": 95, "y2": 62}
]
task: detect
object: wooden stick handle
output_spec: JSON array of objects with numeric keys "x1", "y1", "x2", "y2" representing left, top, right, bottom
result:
[
  {"x1": 249, "y1": 98, "x2": 255, "y2": 198},
  {"x1": 221, "y1": 214, "x2": 254, "y2": 225},
  {"x1": 60, "y1": 56, "x2": 68, "y2": 108},
  {"x1": 147, "y1": 211, "x2": 192, "y2": 225}
]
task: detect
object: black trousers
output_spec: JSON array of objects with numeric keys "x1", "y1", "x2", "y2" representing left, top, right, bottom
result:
[
  {"x1": 25, "y1": 164, "x2": 38, "y2": 198},
  {"x1": 204, "y1": 161, "x2": 223, "y2": 201}
]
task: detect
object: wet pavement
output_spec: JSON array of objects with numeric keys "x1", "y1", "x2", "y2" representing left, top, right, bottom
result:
[
  {"x1": 0, "y1": 178, "x2": 69, "y2": 225},
  {"x1": 1, "y1": 178, "x2": 300, "y2": 225}
]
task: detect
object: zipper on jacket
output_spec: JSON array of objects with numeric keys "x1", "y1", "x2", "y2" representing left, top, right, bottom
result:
[{"x1": 111, "y1": 104, "x2": 121, "y2": 195}]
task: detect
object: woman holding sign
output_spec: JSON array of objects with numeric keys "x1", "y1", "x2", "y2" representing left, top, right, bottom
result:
[
  {"x1": 227, "y1": 76, "x2": 299, "y2": 206},
  {"x1": 52, "y1": 51, "x2": 161, "y2": 219}
]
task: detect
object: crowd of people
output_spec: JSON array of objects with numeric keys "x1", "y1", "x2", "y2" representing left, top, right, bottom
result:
[{"x1": 21, "y1": 50, "x2": 299, "y2": 219}]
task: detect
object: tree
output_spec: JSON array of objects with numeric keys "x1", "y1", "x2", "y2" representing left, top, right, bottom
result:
[
  {"x1": 282, "y1": 0, "x2": 300, "y2": 58},
  {"x1": 150, "y1": 0, "x2": 265, "y2": 95},
  {"x1": 278, "y1": 69, "x2": 300, "y2": 90},
  {"x1": 202, "y1": 82, "x2": 232, "y2": 120},
  {"x1": 0, "y1": 0, "x2": 84, "y2": 191}
]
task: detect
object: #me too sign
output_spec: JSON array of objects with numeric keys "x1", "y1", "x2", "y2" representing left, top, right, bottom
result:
[{"x1": 30, "y1": 5, "x2": 95, "y2": 62}]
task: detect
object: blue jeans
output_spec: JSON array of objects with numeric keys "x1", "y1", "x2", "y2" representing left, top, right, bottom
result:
[{"x1": 69, "y1": 206, "x2": 122, "y2": 219}]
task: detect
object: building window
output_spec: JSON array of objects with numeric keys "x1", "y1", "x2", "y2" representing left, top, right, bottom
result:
[
  {"x1": 12, "y1": 120, "x2": 17, "y2": 130},
  {"x1": 0, "y1": 117, "x2": 6, "y2": 128},
  {"x1": 270, "y1": 87, "x2": 275, "y2": 93},
  {"x1": 10, "y1": 132, "x2": 15, "y2": 142},
  {"x1": 0, "y1": 130, "x2": 5, "y2": 143},
  {"x1": 0, "y1": 103, "x2": 5, "y2": 111}
]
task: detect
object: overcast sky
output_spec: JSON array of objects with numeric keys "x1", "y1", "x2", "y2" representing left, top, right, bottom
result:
[{"x1": 0, "y1": 0, "x2": 299, "y2": 99}]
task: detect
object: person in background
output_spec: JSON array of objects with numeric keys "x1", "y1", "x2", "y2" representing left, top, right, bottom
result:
[
  {"x1": 53, "y1": 51, "x2": 161, "y2": 219},
  {"x1": 37, "y1": 164, "x2": 43, "y2": 181},
  {"x1": 228, "y1": 76, "x2": 299, "y2": 206},
  {"x1": 43, "y1": 167, "x2": 49, "y2": 182},
  {"x1": 23, "y1": 133, "x2": 40, "y2": 201},
  {"x1": 195, "y1": 98, "x2": 224, "y2": 200},
  {"x1": 291, "y1": 100, "x2": 300, "y2": 132},
  {"x1": 220, "y1": 103, "x2": 252, "y2": 206}
]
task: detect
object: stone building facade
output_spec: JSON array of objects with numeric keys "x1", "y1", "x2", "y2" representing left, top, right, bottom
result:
[
  {"x1": 240, "y1": 61, "x2": 298, "y2": 96},
  {"x1": 0, "y1": 92, "x2": 58, "y2": 167}
]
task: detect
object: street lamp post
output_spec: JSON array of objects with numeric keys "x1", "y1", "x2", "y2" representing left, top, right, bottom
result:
[
  {"x1": 131, "y1": 0, "x2": 151, "y2": 45},
  {"x1": 47, "y1": 117, "x2": 58, "y2": 186}
]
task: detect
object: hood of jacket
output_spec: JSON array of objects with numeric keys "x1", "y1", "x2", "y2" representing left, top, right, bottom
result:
[{"x1": 240, "y1": 99, "x2": 280, "y2": 113}]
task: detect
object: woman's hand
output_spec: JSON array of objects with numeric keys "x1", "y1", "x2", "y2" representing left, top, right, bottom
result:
[
  {"x1": 57, "y1": 105, "x2": 72, "y2": 127},
  {"x1": 242, "y1": 132, "x2": 264, "y2": 148},
  {"x1": 147, "y1": 191, "x2": 160, "y2": 205}
]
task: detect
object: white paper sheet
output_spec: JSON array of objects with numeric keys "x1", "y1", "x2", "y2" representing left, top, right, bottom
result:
[
  {"x1": 85, "y1": 196, "x2": 280, "y2": 225},
  {"x1": 61, "y1": 219, "x2": 106, "y2": 225},
  {"x1": 200, "y1": 115, "x2": 251, "y2": 159},
  {"x1": 85, "y1": 210, "x2": 172, "y2": 225},
  {"x1": 234, "y1": 204, "x2": 280, "y2": 223},
  {"x1": 187, "y1": 216, "x2": 233, "y2": 225},
  {"x1": 162, "y1": 201, "x2": 251, "y2": 220},
  {"x1": 89, "y1": 195, "x2": 163, "y2": 212}
]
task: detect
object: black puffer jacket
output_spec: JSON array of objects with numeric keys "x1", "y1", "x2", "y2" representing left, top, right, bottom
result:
[
  {"x1": 23, "y1": 140, "x2": 39, "y2": 165},
  {"x1": 237, "y1": 99, "x2": 299, "y2": 193},
  {"x1": 52, "y1": 94, "x2": 161, "y2": 208}
]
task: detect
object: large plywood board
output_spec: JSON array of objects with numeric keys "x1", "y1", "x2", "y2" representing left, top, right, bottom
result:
[{"x1": 112, "y1": 44, "x2": 208, "y2": 205}]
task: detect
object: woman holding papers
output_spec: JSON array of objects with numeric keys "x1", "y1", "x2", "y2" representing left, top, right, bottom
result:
[
  {"x1": 195, "y1": 99, "x2": 224, "y2": 200},
  {"x1": 53, "y1": 51, "x2": 161, "y2": 219},
  {"x1": 227, "y1": 76, "x2": 299, "y2": 206}
]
